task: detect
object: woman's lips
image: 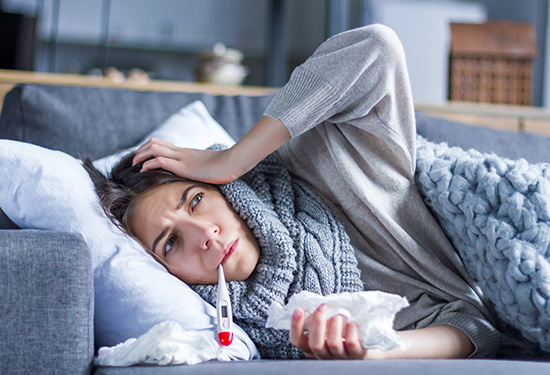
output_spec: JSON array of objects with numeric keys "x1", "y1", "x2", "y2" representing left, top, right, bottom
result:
[{"x1": 221, "y1": 239, "x2": 238, "y2": 265}]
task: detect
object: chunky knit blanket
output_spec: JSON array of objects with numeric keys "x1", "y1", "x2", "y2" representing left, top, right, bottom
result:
[
  {"x1": 191, "y1": 151, "x2": 363, "y2": 359},
  {"x1": 415, "y1": 136, "x2": 550, "y2": 352}
]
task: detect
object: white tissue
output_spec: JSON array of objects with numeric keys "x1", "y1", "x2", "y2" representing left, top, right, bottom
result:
[
  {"x1": 94, "y1": 321, "x2": 223, "y2": 366},
  {"x1": 266, "y1": 290, "x2": 410, "y2": 351}
]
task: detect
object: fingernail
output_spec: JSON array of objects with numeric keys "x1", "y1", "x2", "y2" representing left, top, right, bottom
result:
[
  {"x1": 293, "y1": 309, "x2": 302, "y2": 319},
  {"x1": 318, "y1": 304, "x2": 328, "y2": 312}
]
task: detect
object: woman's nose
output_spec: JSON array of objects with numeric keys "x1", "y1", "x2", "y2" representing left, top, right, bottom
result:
[{"x1": 195, "y1": 222, "x2": 220, "y2": 251}]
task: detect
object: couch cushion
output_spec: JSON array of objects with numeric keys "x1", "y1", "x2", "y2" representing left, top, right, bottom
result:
[{"x1": 0, "y1": 230, "x2": 94, "y2": 375}]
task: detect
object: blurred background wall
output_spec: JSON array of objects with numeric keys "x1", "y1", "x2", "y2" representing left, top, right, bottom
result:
[{"x1": 0, "y1": 0, "x2": 548, "y2": 107}]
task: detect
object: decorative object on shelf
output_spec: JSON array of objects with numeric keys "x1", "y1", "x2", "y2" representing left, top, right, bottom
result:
[
  {"x1": 196, "y1": 42, "x2": 249, "y2": 86},
  {"x1": 105, "y1": 67, "x2": 125, "y2": 83},
  {"x1": 93, "y1": 67, "x2": 150, "y2": 85}
]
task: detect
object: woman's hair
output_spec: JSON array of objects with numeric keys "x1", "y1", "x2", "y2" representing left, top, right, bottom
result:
[{"x1": 83, "y1": 153, "x2": 195, "y2": 243}]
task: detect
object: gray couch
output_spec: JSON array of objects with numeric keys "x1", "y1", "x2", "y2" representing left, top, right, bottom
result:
[{"x1": 1, "y1": 83, "x2": 549, "y2": 374}]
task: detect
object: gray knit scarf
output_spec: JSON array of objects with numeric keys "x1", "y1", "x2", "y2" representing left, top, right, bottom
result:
[{"x1": 190, "y1": 150, "x2": 363, "y2": 359}]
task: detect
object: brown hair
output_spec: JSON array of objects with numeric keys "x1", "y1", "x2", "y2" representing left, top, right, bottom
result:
[{"x1": 83, "y1": 152, "x2": 195, "y2": 244}]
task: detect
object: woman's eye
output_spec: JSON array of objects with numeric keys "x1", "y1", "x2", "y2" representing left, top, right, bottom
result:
[
  {"x1": 191, "y1": 193, "x2": 203, "y2": 208},
  {"x1": 164, "y1": 236, "x2": 177, "y2": 255}
]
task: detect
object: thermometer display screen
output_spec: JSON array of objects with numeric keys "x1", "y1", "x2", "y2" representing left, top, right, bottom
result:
[{"x1": 221, "y1": 305, "x2": 228, "y2": 318}]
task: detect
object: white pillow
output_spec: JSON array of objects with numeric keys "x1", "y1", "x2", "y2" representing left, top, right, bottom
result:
[
  {"x1": 93, "y1": 100, "x2": 235, "y2": 174},
  {"x1": 0, "y1": 101, "x2": 257, "y2": 360}
]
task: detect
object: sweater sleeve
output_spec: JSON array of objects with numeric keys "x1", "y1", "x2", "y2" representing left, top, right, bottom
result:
[
  {"x1": 405, "y1": 292, "x2": 501, "y2": 358},
  {"x1": 264, "y1": 23, "x2": 415, "y2": 148}
]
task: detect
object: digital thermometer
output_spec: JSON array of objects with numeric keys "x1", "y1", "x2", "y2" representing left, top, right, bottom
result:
[{"x1": 216, "y1": 264, "x2": 233, "y2": 346}]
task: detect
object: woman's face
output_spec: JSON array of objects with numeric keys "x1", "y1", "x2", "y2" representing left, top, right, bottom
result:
[{"x1": 131, "y1": 182, "x2": 260, "y2": 284}]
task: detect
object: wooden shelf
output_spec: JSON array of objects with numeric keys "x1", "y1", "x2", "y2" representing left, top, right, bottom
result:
[{"x1": 0, "y1": 69, "x2": 279, "y2": 114}]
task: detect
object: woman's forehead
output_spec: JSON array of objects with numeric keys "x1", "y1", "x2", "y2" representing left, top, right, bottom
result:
[
  {"x1": 142, "y1": 182, "x2": 195, "y2": 215},
  {"x1": 131, "y1": 182, "x2": 190, "y2": 229},
  {"x1": 146, "y1": 181, "x2": 192, "y2": 199}
]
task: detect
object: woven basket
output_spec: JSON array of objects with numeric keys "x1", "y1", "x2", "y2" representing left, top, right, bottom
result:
[{"x1": 449, "y1": 22, "x2": 538, "y2": 106}]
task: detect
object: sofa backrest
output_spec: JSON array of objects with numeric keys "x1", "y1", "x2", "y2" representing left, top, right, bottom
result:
[
  {"x1": 0, "y1": 84, "x2": 274, "y2": 160},
  {"x1": 416, "y1": 111, "x2": 550, "y2": 164},
  {"x1": 2, "y1": 83, "x2": 549, "y2": 162}
]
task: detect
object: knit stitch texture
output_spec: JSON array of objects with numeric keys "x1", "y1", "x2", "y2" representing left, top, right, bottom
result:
[
  {"x1": 191, "y1": 149, "x2": 363, "y2": 359},
  {"x1": 415, "y1": 136, "x2": 550, "y2": 352}
]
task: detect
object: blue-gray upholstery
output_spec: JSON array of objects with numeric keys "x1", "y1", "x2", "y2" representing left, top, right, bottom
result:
[
  {"x1": 415, "y1": 111, "x2": 550, "y2": 164},
  {"x1": 93, "y1": 359, "x2": 550, "y2": 375},
  {"x1": 0, "y1": 230, "x2": 94, "y2": 375},
  {"x1": 0, "y1": 84, "x2": 272, "y2": 160}
]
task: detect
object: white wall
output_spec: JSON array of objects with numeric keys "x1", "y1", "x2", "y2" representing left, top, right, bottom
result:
[{"x1": 368, "y1": 0, "x2": 487, "y2": 104}]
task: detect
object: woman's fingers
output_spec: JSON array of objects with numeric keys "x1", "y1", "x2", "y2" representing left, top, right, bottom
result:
[
  {"x1": 290, "y1": 304, "x2": 367, "y2": 360},
  {"x1": 307, "y1": 304, "x2": 335, "y2": 359},
  {"x1": 289, "y1": 308, "x2": 313, "y2": 357},
  {"x1": 129, "y1": 137, "x2": 238, "y2": 184},
  {"x1": 326, "y1": 314, "x2": 349, "y2": 358},
  {"x1": 139, "y1": 155, "x2": 183, "y2": 175},
  {"x1": 133, "y1": 137, "x2": 180, "y2": 167},
  {"x1": 343, "y1": 321, "x2": 367, "y2": 359},
  {"x1": 136, "y1": 137, "x2": 177, "y2": 154}
]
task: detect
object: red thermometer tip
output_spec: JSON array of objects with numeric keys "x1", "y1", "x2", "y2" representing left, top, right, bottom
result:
[{"x1": 218, "y1": 331, "x2": 233, "y2": 346}]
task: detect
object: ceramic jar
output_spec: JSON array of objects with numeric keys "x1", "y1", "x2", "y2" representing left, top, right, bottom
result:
[{"x1": 196, "y1": 43, "x2": 249, "y2": 86}]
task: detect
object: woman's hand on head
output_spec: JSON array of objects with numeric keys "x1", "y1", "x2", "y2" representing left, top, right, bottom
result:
[
  {"x1": 133, "y1": 116, "x2": 290, "y2": 185},
  {"x1": 132, "y1": 137, "x2": 241, "y2": 184},
  {"x1": 290, "y1": 304, "x2": 368, "y2": 360}
]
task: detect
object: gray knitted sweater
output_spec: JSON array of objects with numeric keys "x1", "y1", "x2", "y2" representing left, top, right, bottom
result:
[
  {"x1": 191, "y1": 151, "x2": 363, "y2": 359},
  {"x1": 263, "y1": 25, "x2": 502, "y2": 357}
]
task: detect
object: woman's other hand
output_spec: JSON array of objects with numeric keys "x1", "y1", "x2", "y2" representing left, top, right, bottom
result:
[
  {"x1": 133, "y1": 116, "x2": 291, "y2": 184},
  {"x1": 290, "y1": 304, "x2": 368, "y2": 360}
]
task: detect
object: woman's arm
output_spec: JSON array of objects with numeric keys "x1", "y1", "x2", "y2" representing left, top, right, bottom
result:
[
  {"x1": 133, "y1": 116, "x2": 290, "y2": 184},
  {"x1": 370, "y1": 325, "x2": 475, "y2": 360},
  {"x1": 290, "y1": 304, "x2": 474, "y2": 360},
  {"x1": 133, "y1": 26, "x2": 407, "y2": 184}
]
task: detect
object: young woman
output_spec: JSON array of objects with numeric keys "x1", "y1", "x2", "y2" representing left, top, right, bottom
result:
[{"x1": 86, "y1": 24, "x2": 506, "y2": 360}]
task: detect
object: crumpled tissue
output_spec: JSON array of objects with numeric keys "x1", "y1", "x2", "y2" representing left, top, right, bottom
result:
[
  {"x1": 94, "y1": 321, "x2": 223, "y2": 366},
  {"x1": 266, "y1": 290, "x2": 410, "y2": 351}
]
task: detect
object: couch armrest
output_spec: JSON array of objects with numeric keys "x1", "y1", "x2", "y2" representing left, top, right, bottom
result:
[{"x1": 0, "y1": 229, "x2": 94, "y2": 375}]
